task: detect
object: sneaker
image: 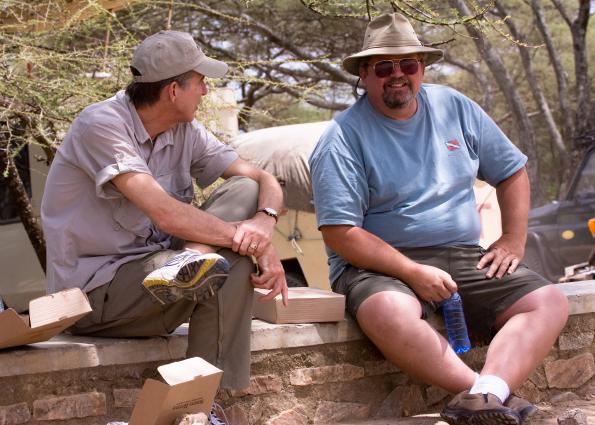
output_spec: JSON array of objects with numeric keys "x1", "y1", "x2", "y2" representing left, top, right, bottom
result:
[
  {"x1": 143, "y1": 251, "x2": 230, "y2": 304},
  {"x1": 505, "y1": 394, "x2": 538, "y2": 423},
  {"x1": 441, "y1": 391, "x2": 521, "y2": 425},
  {"x1": 208, "y1": 403, "x2": 229, "y2": 425}
]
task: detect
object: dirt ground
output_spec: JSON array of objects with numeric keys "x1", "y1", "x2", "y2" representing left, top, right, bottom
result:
[{"x1": 337, "y1": 399, "x2": 595, "y2": 424}]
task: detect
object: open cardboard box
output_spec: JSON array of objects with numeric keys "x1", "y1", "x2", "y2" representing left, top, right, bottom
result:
[
  {"x1": 253, "y1": 287, "x2": 345, "y2": 324},
  {"x1": 129, "y1": 357, "x2": 222, "y2": 425},
  {"x1": 0, "y1": 288, "x2": 92, "y2": 350}
]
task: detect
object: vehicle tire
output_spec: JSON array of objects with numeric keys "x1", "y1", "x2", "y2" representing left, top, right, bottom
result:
[{"x1": 522, "y1": 244, "x2": 548, "y2": 278}]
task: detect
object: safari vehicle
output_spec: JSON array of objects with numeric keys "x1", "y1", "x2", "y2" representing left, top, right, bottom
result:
[{"x1": 523, "y1": 143, "x2": 595, "y2": 282}]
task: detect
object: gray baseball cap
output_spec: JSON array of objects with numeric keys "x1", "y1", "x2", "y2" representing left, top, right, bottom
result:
[{"x1": 131, "y1": 30, "x2": 228, "y2": 82}]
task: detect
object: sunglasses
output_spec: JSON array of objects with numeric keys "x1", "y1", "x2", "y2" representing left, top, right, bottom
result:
[{"x1": 369, "y1": 58, "x2": 421, "y2": 78}]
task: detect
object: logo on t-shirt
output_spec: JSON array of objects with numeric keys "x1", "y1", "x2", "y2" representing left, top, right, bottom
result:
[{"x1": 445, "y1": 139, "x2": 460, "y2": 151}]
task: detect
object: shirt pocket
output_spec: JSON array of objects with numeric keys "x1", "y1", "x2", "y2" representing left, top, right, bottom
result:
[
  {"x1": 112, "y1": 198, "x2": 152, "y2": 238},
  {"x1": 156, "y1": 171, "x2": 194, "y2": 204}
]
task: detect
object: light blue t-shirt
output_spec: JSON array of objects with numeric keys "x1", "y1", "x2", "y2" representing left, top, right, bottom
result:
[{"x1": 309, "y1": 84, "x2": 527, "y2": 283}]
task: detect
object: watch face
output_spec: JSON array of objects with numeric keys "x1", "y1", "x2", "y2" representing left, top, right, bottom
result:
[{"x1": 264, "y1": 207, "x2": 278, "y2": 216}]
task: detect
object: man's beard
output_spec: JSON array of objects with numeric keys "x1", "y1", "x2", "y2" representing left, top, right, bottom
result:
[{"x1": 382, "y1": 78, "x2": 413, "y2": 109}]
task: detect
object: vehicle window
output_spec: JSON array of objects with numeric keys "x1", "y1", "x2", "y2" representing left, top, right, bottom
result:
[
  {"x1": 573, "y1": 150, "x2": 595, "y2": 199},
  {"x1": 0, "y1": 144, "x2": 32, "y2": 224}
]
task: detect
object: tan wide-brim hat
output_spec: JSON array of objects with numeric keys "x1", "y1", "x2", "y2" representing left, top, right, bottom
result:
[
  {"x1": 131, "y1": 30, "x2": 228, "y2": 83},
  {"x1": 343, "y1": 13, "x2": 443, "y2": 76}
]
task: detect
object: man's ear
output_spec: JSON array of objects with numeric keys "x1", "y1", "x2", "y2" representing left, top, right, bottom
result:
[
  {"x1": 164, "y1": 81, "x2": 178, "y2": 102},
  {"x1": 358, "y1": 62, "x2": 369, "y2": 81}
]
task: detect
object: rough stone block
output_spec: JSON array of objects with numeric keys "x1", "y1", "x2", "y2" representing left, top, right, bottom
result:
[
  {"x1": 460, "y1": 346, "x2": 488, "y2": 371},
  {"x1": 528, "y1": 365, "x2": 548, "y2": 389},
  {"x1": 266, "y1": 407, "x2": 308, "y2": 425},
  {"x1": 229, "y1": 374, "x2": 282, "y2": 397},
  {"x1": 376, "y1": 385, "x2": 426, "y2": 417},
  {"x1": 33, "y1": 392, "x2": 107, "y2": 420},
  {"x1": 249, "y1": 399, "x2": 266, "y2": 424},
  {"x1": 0, "y1": 403, "x2": 31, "y2": 425},
  {"x1": 313, "y1": 401, "x2": 369, "y2": 424},
  {"x1": 224, "y1": 404, "x2": 249, "y2": 425},
  {"x1": 113, "y1": 388, "x2": 142, "y2": 408},
  {"x1": 174, "y1": 412, "x2": 208, "y2": 425},
  {"x1": 290, "y1": 364, "x2": 364, "y2": 386},
  {"x1": 558, "y1": 331, "x2": 594, "y2": 351},
  {"x1": 515, "y1": 379, "x2": 542, "y2": 403},
  {"x1": 364, "y1": 360, "x2": 400, "y2": 376},
  {"x1": 545, "y1": 353, "x2": 595, "y2": 389},
  {"x1": 426, "y1": 385, "x2": 449, "y2": 405},
  {"x1": 557, "y1": 408, "x2": 588, "y2": 425},
  {"x1": 550, "y1": 392, "x2": 580, "y2": 404}
]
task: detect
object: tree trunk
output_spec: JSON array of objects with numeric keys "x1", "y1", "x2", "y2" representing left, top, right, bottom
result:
[
  {"x1": 0, "y1": 139, "x2": 46, "y2": 273},
  {"x1": 567, "y1": 0, "x2": 592, "y2": 145},
  {"x1": 531, "y1": 0, "x2": 574, "y2": 141},
  {"x1": 494, "y1": 1, "x2": 565, "y2": 155},
  {"x1": 449, "y1": 0, "x2": 544, "y2": 206}
]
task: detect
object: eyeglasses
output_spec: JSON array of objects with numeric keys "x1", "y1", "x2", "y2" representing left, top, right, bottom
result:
[{"x1": 369, "y1": 58, "x2": 421, "y2": 78}]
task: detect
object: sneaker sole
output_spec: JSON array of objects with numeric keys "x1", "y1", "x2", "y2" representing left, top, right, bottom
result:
[
  {"x1": 144, "y1": 255, "x2": 230, "y2": 304},
  {"x1": 441, "y1": 410, "x2": 520, "y2": 425}
]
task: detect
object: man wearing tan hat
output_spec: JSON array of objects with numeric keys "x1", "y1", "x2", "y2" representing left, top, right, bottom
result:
[
  {"x1": 309, "y1": 13, "x2": 568, "y2": 425},
  {"x1": 42, "y1": 30, "x2": 288, "y2": 422}
]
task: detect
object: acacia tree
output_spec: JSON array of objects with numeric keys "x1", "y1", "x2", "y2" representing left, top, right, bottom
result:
[{"x1": 0, "y1": 0, "x2": 592, "y2": 272}]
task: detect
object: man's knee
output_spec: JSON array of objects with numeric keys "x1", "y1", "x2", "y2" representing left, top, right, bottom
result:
[
  {"x1": 357, "y1": 291, "x2": 423, "y2": 333},
  {"x1": 498, "y1": 284, "x2": 569, "y2": 328},
  {"x1": 202, "y1": 176, "x2": 260, "y2": 222},
  {"x1": 539, "y1": 284, "x2": 569, "y2": 322}
]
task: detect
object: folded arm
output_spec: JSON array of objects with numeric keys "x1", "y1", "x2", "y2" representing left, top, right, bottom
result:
[
  {"x1": 112, "y1": 171, "x2": 236, "y2": 247},
  {"x1": 222, "y1": 159, "x2": 283, "y2": 256}
]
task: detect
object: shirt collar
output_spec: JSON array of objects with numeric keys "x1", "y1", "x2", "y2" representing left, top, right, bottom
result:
[{"x1": 120, "y1": 91, "x2": 152, "y2": 145}]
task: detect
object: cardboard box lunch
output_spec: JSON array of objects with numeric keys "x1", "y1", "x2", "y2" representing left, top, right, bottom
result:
[
  {"x1": 129, "y1": 357, "x2": 222, "y2": 425},
  {"x1": 253, "y1": 287, "x2": 345, "y2": 324},
  {"x1": 0, "y1": 287, "x2": 92, "y2": 350}
]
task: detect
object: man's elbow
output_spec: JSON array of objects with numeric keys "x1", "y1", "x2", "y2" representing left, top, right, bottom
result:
[{"x1": 320, "y1": 225, "x2": 353, "y2": 252}]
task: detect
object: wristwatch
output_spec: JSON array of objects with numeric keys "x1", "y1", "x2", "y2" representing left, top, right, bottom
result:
[{"x1": 257, "y1": 207, "x2": 279, "y2": 222}]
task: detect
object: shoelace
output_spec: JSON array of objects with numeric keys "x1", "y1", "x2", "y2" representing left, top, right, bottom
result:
[
  {"x1": 208, "y1": 402, "x2": 229, "y2": 425},
  {"x1": 163, "y1": 250, "x2": 195, "y2": 267}
]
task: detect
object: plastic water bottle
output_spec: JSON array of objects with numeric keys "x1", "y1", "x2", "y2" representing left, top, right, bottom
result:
[{"x1": 441, "y1": 292, "x2": 471, "y2": 354}]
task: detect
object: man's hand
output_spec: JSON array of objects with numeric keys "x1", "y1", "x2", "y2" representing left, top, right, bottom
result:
[
  {"x1": 251, "y1": 245, "x2": 289, "y2": 306},
  {"x1": 232, "y1": 214, "x2": 276, "y2": 256},
  {"x1": 479, "y1": 167, "x2": 530, "y2": 279},
  {"x1": 405, "y1": 264, "x2": 458, "y2": 302},
  {"x1": 477, "y1": 234, "x2": 525, "y2": 279}
]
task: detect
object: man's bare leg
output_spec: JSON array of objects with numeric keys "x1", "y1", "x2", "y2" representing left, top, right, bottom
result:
[
  {"x1": 356, "y1": 291, "x2": 476, "y2": 393},
  {"x1": 479, "y1": 284, "x2": 568, "y2": 390}
]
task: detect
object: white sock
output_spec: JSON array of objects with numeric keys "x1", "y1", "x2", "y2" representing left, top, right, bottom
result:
[
  {"x1": 472, "y1": 372, "x2": 480, "y2": 387},
  {"x1": 469, "y1": 375, "x2": 510, "y2": 403}
]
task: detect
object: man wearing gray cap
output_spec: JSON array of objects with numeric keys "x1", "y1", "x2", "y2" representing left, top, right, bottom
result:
[
  {"x1": 309, "y1": 13, "x2": 568, "y2": 425},
  {"x1": 42, "y1": 30, "x2": 287, "y2": 420}
]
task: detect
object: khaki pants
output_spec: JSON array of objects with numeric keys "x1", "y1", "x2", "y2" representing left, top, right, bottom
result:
[{"x1": 70, "y1": 176, "x2": 258, "y2": 389}]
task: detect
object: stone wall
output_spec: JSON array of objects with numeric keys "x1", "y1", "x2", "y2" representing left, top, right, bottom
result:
[
  {"x1": 0, "y1": 313, "x2": 593, "y2": 425},
  {"x1": 219, "y1": 313, "x2": 595, "y2": 425}
]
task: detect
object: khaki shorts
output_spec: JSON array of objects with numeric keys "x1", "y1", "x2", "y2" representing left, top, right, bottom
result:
[{"x1": 332, "y1": 245, "x2": 551, "y2": 341}]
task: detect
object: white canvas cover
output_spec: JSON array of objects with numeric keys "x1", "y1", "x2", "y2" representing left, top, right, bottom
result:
[{"x1": 231, "y1": 121, "x2": 330, "y2": 212}]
